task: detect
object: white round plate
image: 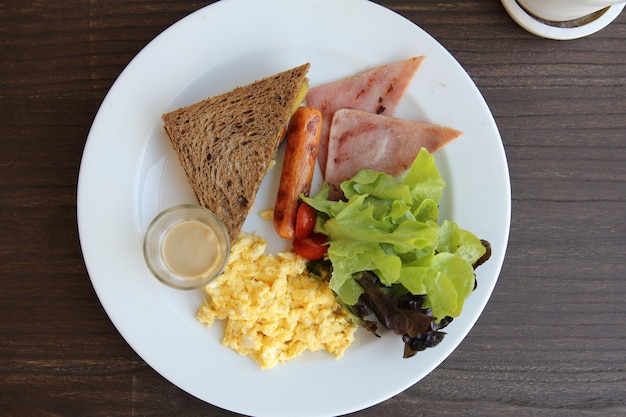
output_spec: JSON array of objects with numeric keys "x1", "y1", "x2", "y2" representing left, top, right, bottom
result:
[{"x1": 77, "y1": 0, "x2": 511, "y2": 416}]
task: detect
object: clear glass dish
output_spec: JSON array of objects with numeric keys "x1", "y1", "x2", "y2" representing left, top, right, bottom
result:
[{"x1": 143, "y1": 204, "x2": 230, "y2": 290}]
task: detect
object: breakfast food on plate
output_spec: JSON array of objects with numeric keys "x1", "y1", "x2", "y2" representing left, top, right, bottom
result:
[
  {"x1": 196, "y1": 232, "x2": 356, "y2": 369},
  {"x1": 162, "y1": 63, "x2": 310, "y2": 242},
  {"x1": 305, "y1": 56, "x2": 425, "y2": 175},
  {"x1": 324, "y1": 108, "x2": 462, "y2": 200},
  {"x1": 273, "y1": 107, "x2": 322, "y2": 239},
  {"x1": 179, "y1": 57, "x2": 490, "y2": 364}
]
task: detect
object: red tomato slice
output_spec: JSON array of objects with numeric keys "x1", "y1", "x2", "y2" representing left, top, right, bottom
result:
[
  {"x1": 293, "y1": 233, "x2": 328, "y2": 261},
  {"x1": 295, "y1": 202, "x2": 316, "y2": 240}
]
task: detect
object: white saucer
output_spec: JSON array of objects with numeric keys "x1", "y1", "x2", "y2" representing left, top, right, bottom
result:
[{"x1": 501, "y1": 0, "x2": 625, "y2": 40}]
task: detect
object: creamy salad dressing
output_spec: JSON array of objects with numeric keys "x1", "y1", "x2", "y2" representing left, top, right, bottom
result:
[{"x1": 161, "y1": 220, "x2": 220, "y2": 278}]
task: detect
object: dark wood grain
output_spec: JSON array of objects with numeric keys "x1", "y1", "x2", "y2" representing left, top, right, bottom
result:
[{"x1": 1, "y1": 1, "x2": 625, "y2": 416}]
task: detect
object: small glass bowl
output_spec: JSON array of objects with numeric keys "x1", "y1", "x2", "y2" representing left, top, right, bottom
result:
[{"x1": 143, "y1": 204, "x2": 230, "y2": 290}]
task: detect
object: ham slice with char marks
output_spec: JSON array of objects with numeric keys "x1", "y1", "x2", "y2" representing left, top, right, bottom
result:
[
  {"x1": 305, "y1": 56, "x2": 425, "y2": 176},
  {"x1": 325, "y1": 109, "x2": 462, "y2": 200}
]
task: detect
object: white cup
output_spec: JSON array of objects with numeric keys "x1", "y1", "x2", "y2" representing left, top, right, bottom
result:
[{"x1": 517, "y1": 0, "x2": 625, "y2": 22}]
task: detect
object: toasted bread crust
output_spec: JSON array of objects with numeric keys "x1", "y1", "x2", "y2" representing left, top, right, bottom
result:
[{"x1": 162, "y1": 63, "x2": 310, "y2": 242}]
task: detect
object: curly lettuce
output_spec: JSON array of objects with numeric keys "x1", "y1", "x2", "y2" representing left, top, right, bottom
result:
[{"x1": 302, "y1": 148, "x2": 488, "y2": 323}]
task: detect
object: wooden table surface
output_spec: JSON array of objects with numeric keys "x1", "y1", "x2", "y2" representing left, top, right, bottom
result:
[{"x1": 2, "y1": 1, "x2": 625, "y2": 416}]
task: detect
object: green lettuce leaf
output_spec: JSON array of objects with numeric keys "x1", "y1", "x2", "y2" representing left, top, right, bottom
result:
[
  {"x1": 402, "y1": 147, "x2": 447, "y2": 206},
  {"x1": 302, "y1": 148, "x2": 487, "y2": 322}
]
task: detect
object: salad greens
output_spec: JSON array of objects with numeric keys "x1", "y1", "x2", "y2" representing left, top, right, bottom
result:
[{"x1": 302, "y1": 148, "x2": 491, "y2": 357}]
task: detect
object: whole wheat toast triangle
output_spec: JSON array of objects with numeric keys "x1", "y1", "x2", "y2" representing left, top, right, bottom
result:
[{"x1": 162, "y1": 63, "x2": 310, "y2": 242}]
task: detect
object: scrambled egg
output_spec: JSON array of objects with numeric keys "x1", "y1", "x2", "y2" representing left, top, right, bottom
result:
[{"x1": 196, "y1": 232, "x2": 356, "y2": 369}]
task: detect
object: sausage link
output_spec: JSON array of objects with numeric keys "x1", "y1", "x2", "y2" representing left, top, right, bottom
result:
[{"x1": 273, "y1": 107, "x2": 322, "y2": 239}]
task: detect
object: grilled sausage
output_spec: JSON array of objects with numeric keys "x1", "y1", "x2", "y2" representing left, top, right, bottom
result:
[{"x1": 273, "y1": 107, "x2": 322, "y2": 239}]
